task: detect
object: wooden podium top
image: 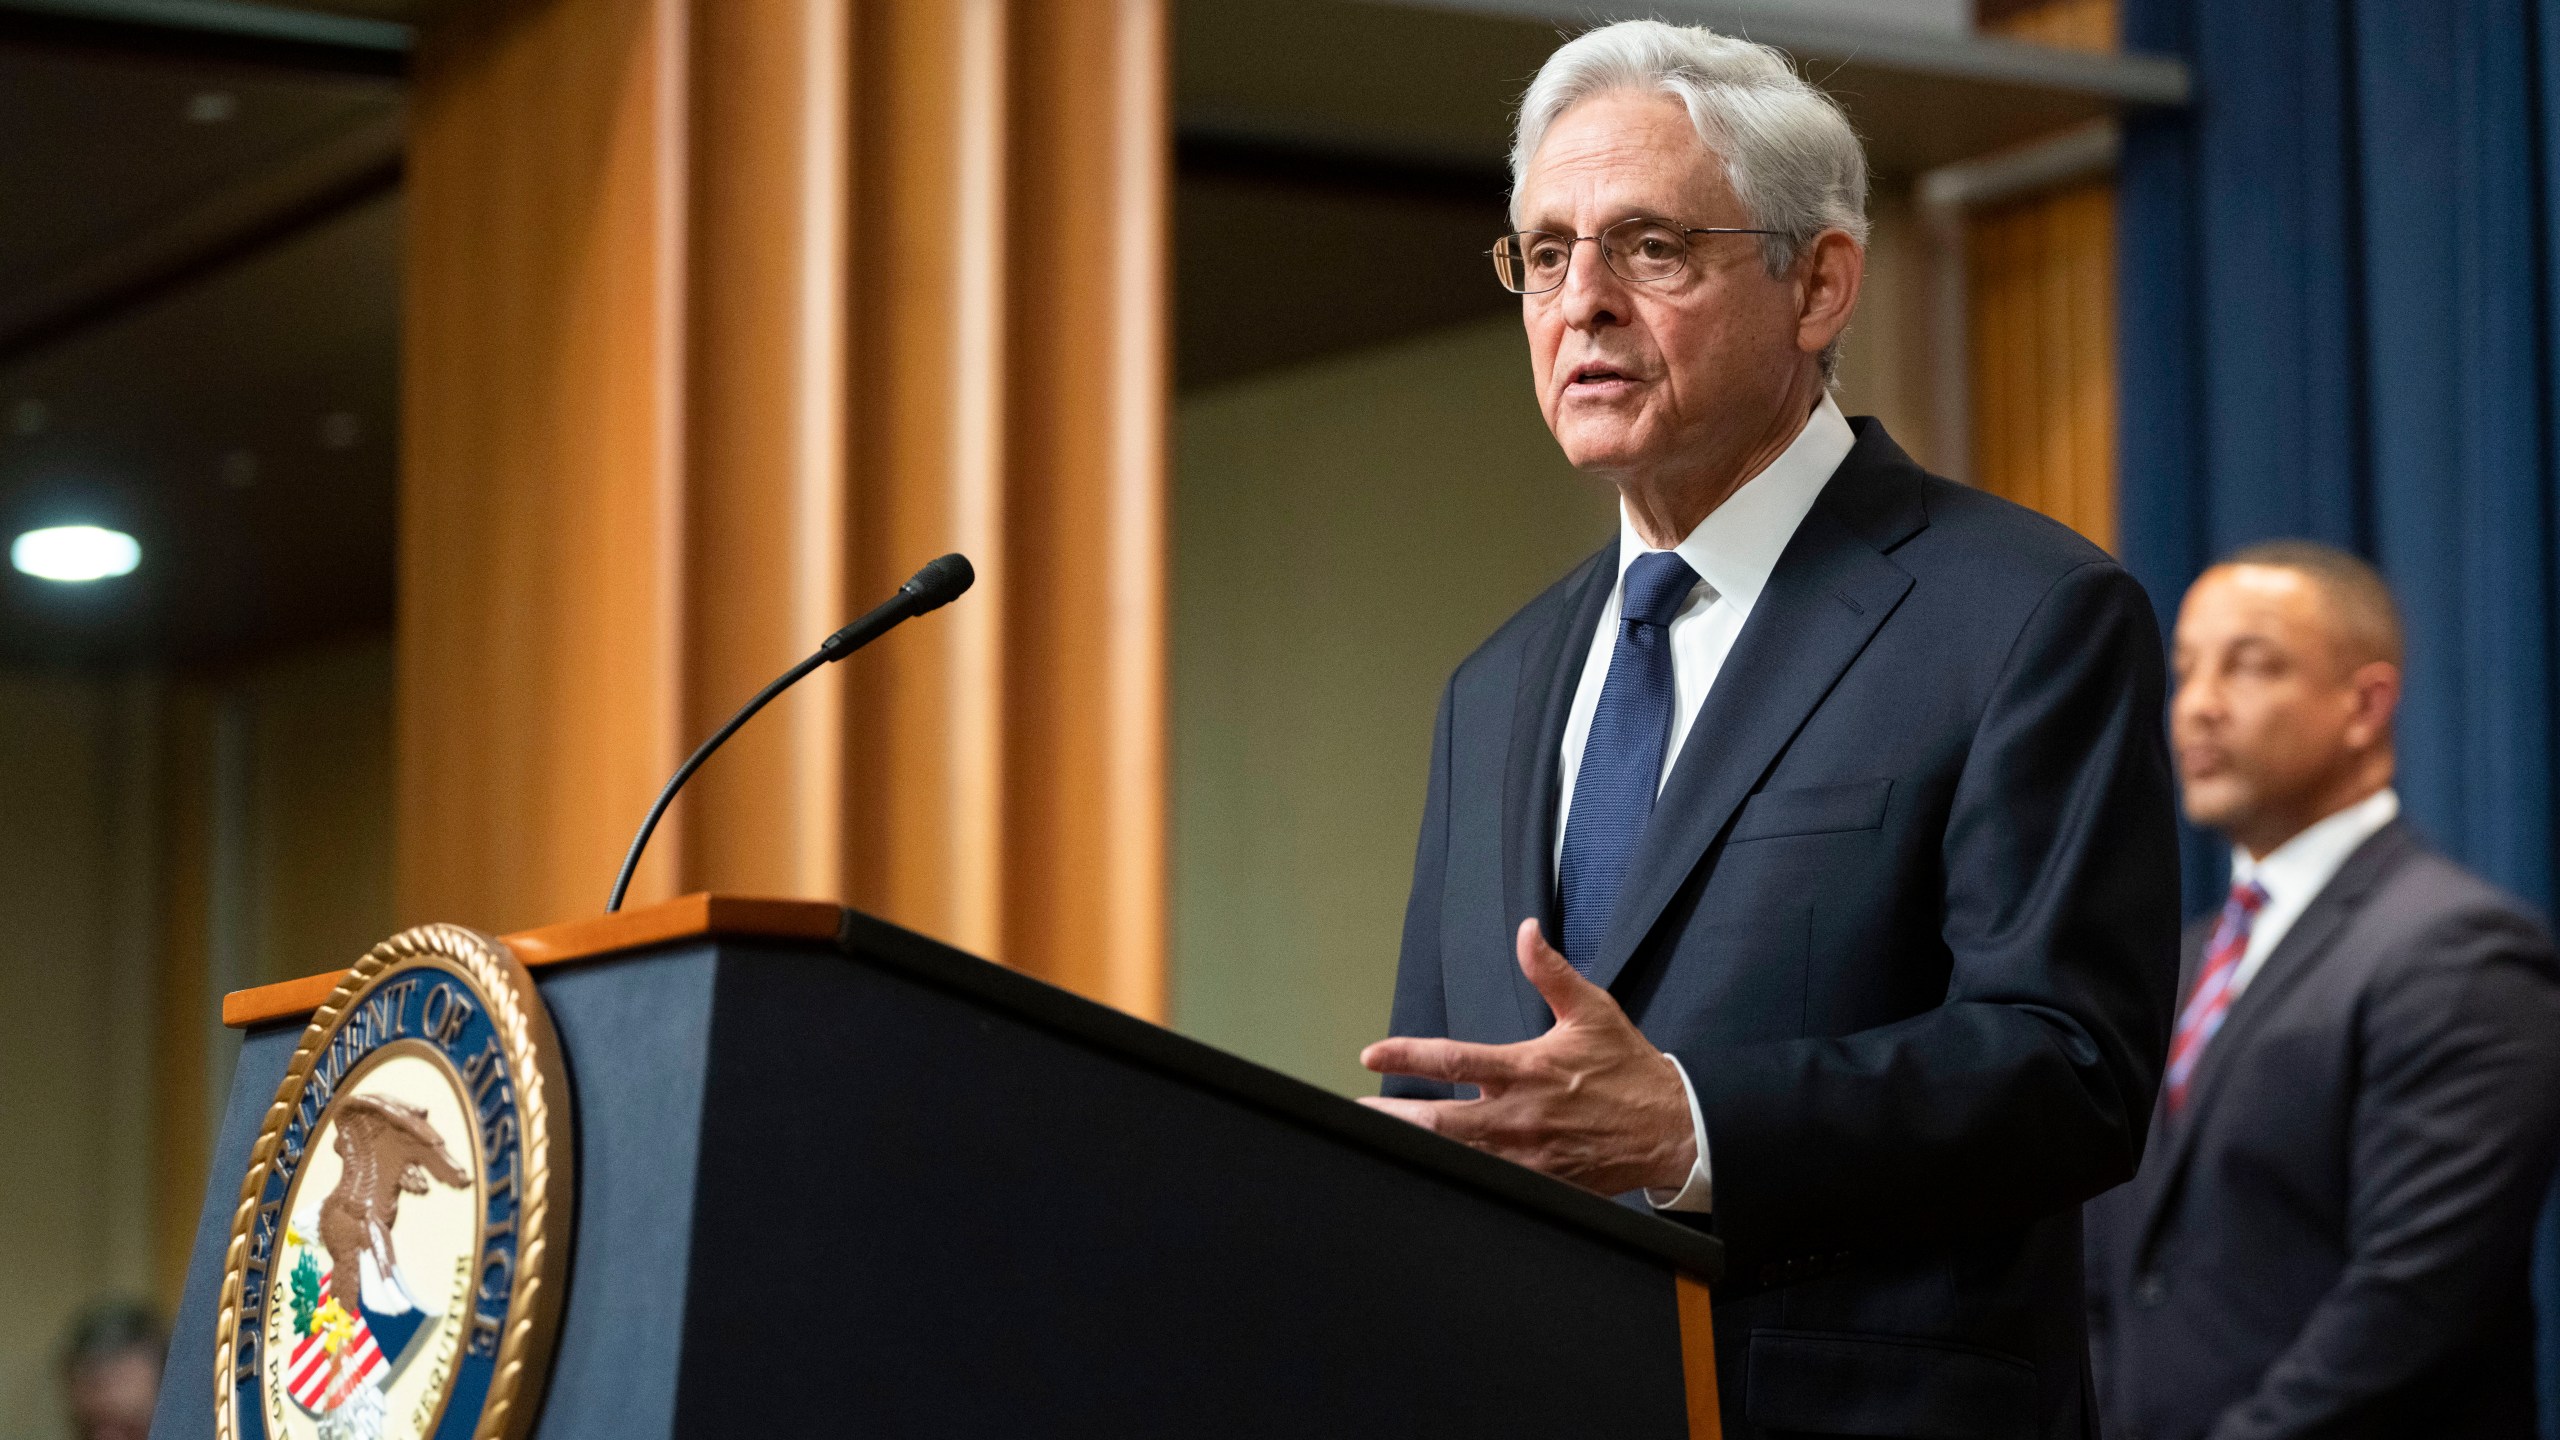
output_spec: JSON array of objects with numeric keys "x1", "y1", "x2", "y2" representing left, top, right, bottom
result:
[{"x1": 222, "y1": 893, "x2": 843, "y2": 1028}]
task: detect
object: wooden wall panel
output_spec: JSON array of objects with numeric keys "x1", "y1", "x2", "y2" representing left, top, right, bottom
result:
[
  {"x1": 844, "y1": 0, "x2": 1009, "y2": 962},
  {"x1": 400, "y1": 0, "x2": 1165, "y2": 1016},
  {"x1": 1000, "y1": 0, "x2": 1166, "y2": 1007},
  {"x1": 840, "y1": 0, "x2": 1166, "y2": 1009},
  {"x1": 400, "y1": 0, "x2": 682, "y2": 932},
  {"x1": 1965, "y1": 179, "x2": 2118, "y2": 552},
  {"x1": 1968, "y1": 0, "x2": 2121, "y2": 554},
  {"x1": 1979, "y1": 0, "x2": 2118, "y2": 50},
  {"x1": 682, "y1": 0, "x2": 851, "y2": 903}
]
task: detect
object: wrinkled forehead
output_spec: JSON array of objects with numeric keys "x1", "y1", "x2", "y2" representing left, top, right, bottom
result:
[{"x1": 1512, "y1": 91, "x2": 1729, "y2": 229}]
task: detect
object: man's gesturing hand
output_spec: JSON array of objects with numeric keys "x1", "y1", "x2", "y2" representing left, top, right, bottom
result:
[{"x1": 1358, "y1": 919, "x2": 1697, "y2": 1197}]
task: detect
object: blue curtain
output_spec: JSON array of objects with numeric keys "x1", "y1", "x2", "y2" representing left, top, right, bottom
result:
[{"x1": 2119, "y1": 0, "x2": 2560, "y2": 1425}]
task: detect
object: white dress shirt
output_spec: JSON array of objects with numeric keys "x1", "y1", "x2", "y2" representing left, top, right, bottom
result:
[
  {"x1": 2224, "y1": 786, "x2": 2401, "y2": 999},
  {"x1": 1550, "y1": 393, "x2": 1856, "y2": 1213}
]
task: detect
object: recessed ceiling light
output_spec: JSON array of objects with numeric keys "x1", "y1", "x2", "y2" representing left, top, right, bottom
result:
[{"x1": 12, "y1": 525, "x2": 140, "y2": 582}]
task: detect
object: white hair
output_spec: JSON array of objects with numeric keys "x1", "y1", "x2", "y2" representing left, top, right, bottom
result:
[{"x1": 1510, "y1": 20, "x2": 1871, "y2": 279}]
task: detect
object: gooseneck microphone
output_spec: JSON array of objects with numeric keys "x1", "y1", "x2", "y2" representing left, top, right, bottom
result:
[{"x1": 605, "y1": 552, "x2": 975, "y2": 912}]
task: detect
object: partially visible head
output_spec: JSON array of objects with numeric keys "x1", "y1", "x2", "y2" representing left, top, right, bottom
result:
[
  {"x1": 62, "y1": 1303, "x2": 165, "y2": 1440},
  {"x1": 2171, "y1": 541, "x2": 2404, "y2": 857},
  {"x1": 1507, "y1": 21, "x2": 1867, "y2": 494}
]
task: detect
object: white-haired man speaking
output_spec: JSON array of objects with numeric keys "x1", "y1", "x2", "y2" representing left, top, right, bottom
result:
[{"x1": 1361, "y1": 21, "x2": 2181, "y2": 1437}]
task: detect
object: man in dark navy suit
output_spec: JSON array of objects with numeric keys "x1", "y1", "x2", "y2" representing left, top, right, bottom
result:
[
  {"x1": 1357, "y1": 20, "x2": 2181, "y2": 1440},
  {"x1": 2085, "y1": 544, "x2": 2560, "y2": 1440}
]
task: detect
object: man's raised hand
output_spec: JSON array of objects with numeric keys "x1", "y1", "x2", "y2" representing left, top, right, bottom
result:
[{"x1": 1358, "y1": 919, "x2": 1696, "y2": 1197}]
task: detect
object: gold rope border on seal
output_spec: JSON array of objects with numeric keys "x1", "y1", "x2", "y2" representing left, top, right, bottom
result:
[{"x1": 211, "y1": 923, "x2": 575, "y2": 1440}]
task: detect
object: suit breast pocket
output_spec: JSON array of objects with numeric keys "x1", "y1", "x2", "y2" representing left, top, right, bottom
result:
[{"x1": 1727, "y1": 778, "x2": 1893, "y2": 844}]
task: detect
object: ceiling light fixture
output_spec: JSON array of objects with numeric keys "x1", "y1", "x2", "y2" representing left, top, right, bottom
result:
[{"x1": 12, "y1": 525, "x2": 141, "y2": 582}]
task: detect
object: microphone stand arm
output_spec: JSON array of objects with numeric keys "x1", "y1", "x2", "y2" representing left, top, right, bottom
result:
[{"x1": 604, "y1": 587, "x2": 917, "y2": 914}]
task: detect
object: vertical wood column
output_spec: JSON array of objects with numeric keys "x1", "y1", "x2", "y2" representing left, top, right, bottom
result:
[
  {"x1": 399, "y1": 0, "x2": 687, "y2": 934},
  {"x1": 1966, "y1": 180, "x2": 2118, "y2": 552},
  {"x1": 1964, "y1": 0, "x2": 2121, "y2": 551},
  {"x1": 398, "y1": 0, "x2": 1166, "y2": 1016},
  {"x1": 1001, "y1": 0, "x2": 1166, "y2": 1006}
]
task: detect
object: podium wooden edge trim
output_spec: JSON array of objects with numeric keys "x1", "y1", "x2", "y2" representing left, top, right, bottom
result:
[
  {"x1": 1676, "y1": 1272, "x2": 1723, "y2": 1438},
  {"x1": 220, "y1": 893, "x2": 842, "y2": 1028}
]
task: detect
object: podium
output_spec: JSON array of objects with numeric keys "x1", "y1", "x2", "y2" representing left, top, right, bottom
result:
[{"x1": 155, "y1": 895, "x2": 1723, "y2": 1438}]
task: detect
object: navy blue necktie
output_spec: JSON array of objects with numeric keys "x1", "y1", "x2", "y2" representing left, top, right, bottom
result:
[{"x1": 1559, "y1": 550, "x2": 1701, "y2": 975}]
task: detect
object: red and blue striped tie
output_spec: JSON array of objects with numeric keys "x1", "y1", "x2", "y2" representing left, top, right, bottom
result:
[{"x1": 2162, "y1": 880, "x2": 2270, "y2": 1115}]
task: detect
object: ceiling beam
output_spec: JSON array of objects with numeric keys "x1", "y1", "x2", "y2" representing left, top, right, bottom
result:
[
  {"x1": 0, "y1": 0, "x2": 408, "y2": 77},
  {"x1": 0, "y1": 107, "x2": 404, "y2": 367}
]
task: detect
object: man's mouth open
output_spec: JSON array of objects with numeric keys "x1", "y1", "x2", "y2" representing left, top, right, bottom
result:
[{"x1": 1565, "y1": 363, "x2": 1641, "y2": 396}]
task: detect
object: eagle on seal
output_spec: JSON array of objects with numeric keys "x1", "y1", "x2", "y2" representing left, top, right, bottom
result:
[{"x1": 318, "y1": 1094, "x2": 469, "y2": 1316}]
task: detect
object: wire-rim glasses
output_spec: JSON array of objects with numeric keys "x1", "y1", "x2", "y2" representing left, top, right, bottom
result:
[{"x1": 1490, "y1": 216, "x2": 1783, "y2": 295}]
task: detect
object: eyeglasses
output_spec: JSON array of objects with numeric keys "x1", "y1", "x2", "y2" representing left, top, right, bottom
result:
[{"x1": 1490, "y1": 216, "x2": 1783, "y2": 295}]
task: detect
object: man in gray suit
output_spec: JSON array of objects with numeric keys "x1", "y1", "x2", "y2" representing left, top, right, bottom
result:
[{"x1": 2087, "y1": 540, "x2": 2560, "y2": 1439}]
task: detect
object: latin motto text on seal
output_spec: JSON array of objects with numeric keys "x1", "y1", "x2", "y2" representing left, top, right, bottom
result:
[{"x1": 213, "y1": 924, "x2": 573, "y2": 1440}]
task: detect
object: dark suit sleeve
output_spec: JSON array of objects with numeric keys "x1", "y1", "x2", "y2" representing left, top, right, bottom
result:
[
  {"x1": 1382, "y1": 675, "x2": 1458, "y2": 1101},
  {"x1": 1689, "y1": 560, "x2": 2181, "y2": 1256},
  {"x1": 2208, "y1": 911, "x2": 2560, "y2": 1440}
]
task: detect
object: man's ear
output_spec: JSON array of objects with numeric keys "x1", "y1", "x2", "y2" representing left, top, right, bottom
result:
[
  {"x1": 1796, "y1": 228, "x2": 1865, "y2": 359},
  {"x1": 2345, "y1": 660, "x2": 2401, "y2": 751}
]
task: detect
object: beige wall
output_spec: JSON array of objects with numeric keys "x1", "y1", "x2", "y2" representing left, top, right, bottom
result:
[
  {"x1": 1170, "y1": 202, "x2": 1932, "y2": 1096},
  {"x1": 0, "y1": 637, "x2": 392, "y2": 1440},
  {"x1": 0, "y1": 670, "x2": 156, "y2": 1440},
  {"x1": 241, "y1": 640, "x2": 398, "y2": 986},
  {"x1": 1171, "y1": 315, "x2": 1612, "y2": 1094}
]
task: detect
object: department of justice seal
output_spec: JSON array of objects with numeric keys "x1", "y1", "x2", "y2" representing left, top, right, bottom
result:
[{"x1": 214, "y1": 924, "x2": 573, "y2": 1440}]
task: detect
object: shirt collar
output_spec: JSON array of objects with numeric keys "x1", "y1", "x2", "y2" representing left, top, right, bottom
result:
[
  {"x1": 1614, "y1": 391, "x2": 1856, "y2": 616},
  {"x1": 2230, "y1": 786, "x2": 2402, "y2": 903}
]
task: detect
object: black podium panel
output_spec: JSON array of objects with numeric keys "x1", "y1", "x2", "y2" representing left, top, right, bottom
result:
[{"x1": 158, "y1": 910, "x2": 1720, "y2": 1439}]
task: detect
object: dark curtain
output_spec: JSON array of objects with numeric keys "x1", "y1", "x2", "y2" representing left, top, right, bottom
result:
[{"x1": 2118, "y1": 0, "x2": 2560, "y2": 1426}]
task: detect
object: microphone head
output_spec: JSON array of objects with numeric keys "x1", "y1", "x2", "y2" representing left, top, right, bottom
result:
[{"x1": 901, "y1": 552, "x2": 975, "y2": 614}]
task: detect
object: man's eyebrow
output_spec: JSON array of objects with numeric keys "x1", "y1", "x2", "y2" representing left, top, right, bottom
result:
[{"x1": 1511, "y1": 207, "x2": 1678, "y2": 234}]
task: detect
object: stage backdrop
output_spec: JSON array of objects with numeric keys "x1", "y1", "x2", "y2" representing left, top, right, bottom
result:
[{"x1": 2118, "y1": 0, "x2": 2560, "y2": 1428}]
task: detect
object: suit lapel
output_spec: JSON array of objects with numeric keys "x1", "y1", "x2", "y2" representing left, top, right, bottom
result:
[
  {"x1": 1498, "y1": 546, "x2": 1616, "y2": 1034},
  {"x1": 1580, "y1": 427, "x2": 1924, "y2": 995},
  {"x1": 2133, "y1": 821, "x2": 2416, "y2": 1252}
]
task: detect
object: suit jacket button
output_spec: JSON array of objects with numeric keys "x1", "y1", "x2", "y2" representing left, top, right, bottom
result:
[{"x1": 2134, "y1": 1273, "x2": 2167, "y2": 1307}]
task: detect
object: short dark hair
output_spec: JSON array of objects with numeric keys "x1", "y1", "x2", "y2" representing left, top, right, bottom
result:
[
  {"x1": 2216, "y1": 539, "x2": 2405, "y2": 669},
  {"x1": 61, "y1": 1301, "x2": 165, "y2": 1375}
]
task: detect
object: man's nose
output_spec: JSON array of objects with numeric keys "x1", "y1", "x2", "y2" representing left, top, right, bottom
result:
[
  {"x1": 1558, "y1": 237, "x2": 1629, "y2": 329},
  {"x1": 2172, "y1": 674, "x2": 2221, "y2": 727}
]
